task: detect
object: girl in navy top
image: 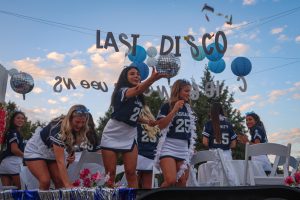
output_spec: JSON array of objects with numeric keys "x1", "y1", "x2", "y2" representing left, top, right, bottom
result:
[
  {"x1": 137, "y1": 105, "x2": 160, "y2": 189},
  {"x1": 100, "y1": 66, "x2": 165, "y2": 188},
  {"x1": 202, "y1": 102, "x2": 237, "y2": 160},
  {"x1": 0, "y1": 111, "x2": 26, "y2": 189},
  {"x1": 24, "y1": 104, "x2": 90, "y2": 190},
  {"x1": 155, "y1": 79, "x2": 194, "y2": 188}
]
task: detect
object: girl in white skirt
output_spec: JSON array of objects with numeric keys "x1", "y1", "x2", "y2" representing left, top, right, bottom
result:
[
  {"x1": 24, "y1": 104, "x2": 90, "y2": 190},
  {"x1": 155, "y1": 79, "x2": 194, "y2": 188},
  {"x1": 137, "y1": 106, "x2": 160, "y2": 189},
  {"x1": 202, "y1": 102, "x2": 237, "y2": 160},
  {"x1": 0, "y1": 111, "x2": 26, "y2": 189},
  {"x1": 100, "y1": 66, "x2": 165, "y2": 188}
]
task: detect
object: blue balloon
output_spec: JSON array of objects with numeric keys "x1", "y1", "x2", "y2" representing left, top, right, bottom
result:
[
  {"x1": 205, "y1": 43, "x2": 224, "y2": 61},
  {"x1": 208, "y1": 59, "x2": 226, "y2": 73},
  {"x1": 130, "y1": 62, "x2": 149, "y2": 81},
  {"x1": 231, "y1": 57, "x2": 252, "y2": 76},
  {"x1": 128, "y1": 45, "x2": 147, "y2": 63},
  {"x1": 191, "y1": 45, "x2": 205, "y2": 61}
]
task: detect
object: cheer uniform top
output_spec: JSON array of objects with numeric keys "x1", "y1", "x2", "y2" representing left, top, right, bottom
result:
[
  {"x1": 100, "y1": 87, "x2": 143, "y2": 152},
  {"x1": 202, "y1": 115, "x2": 237, "y2": 150},
  {"x1": 157, "y1": 103, "x2": 191, "y2": 161},
  {"x1": 249, "y1": 124, "x2": 272, "y2": 172}
]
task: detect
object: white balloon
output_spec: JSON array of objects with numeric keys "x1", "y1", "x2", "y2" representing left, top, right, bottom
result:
[
  {"x1": 146, "y1": 47, "x2": 158, "y2": 58},
  {"x1": 8, "y1": 68, "x2": 18, "y2": 76},
  {"x1": 146, "y1": 57, "x2": 158, "y2": 67}
]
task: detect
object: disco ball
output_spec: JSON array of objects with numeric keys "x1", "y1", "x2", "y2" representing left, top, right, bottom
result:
[
  {"x1": 156, "y1": 53, "x2": 180, "y2": 79},
  {"x1": 10, "y1": 72, "x2": 34, "y2": 100}
]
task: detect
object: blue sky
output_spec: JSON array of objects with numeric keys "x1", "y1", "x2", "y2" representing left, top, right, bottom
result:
[{"x1": 1, "y1": 0, "x2": 300, "y2": 157}]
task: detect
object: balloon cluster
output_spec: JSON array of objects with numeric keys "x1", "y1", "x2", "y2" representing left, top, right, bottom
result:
[
  {"x1": 128, "y1": 45, "x2": 181, "y2": 83},
  {"x1": 191, "y1": 43, "x2": 252, "y2": 78}
]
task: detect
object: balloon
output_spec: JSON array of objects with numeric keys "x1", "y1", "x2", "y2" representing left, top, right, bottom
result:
[
  {"x1": 231, "y1": 57, "x2": 252, "y2": 76},
  {"x1": 130, "y1": 62, "x2": 149, "y2": 81},
  {"x1": 146, "y1": 57, "x2": 158, "y2": 67},
  {"x1": 156, "y1": 53, "x2": 180, "y2": 78},
  {"x1": 205, "y1": 43, "x2": 224, "y2": 61},
  {"x1": 146, "y1": 47, "x2": 158, "y2": 58},
  {"x1": 10, "y1": 72, "x2": 34, "y2": 100},
  {"x1": 208, "y1": 59, "x2": 226, "y2": 73},
  {"x1": 8, "y1": 68, "x2": 19, "y2": 76},
  {"x1": 191, "y1": 45, "x2": 205, "y2": 61},
  {"x1": 128, "y1": 45, "x2": 147, "y2": 63}
]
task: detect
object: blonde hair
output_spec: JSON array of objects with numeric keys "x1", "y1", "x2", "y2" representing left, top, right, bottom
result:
[
  {"x1": 169, "y1": 79, "x2": 191, "y2": 109},
  {"x1": 59, "y1": 104, "x2": 89, "y2": 153},
  {"x1": 140, "y1": 105, "x2": 160, "y2": 139}
]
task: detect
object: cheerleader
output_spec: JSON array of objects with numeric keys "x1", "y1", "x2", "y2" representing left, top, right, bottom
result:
[
  {"x1": 202, "y1": 102, "x2": 237, "y2": 160},
  {"x1": 24, "y1": 104, "x2": 90, "y2": 190},
  {"x1": 137, "y1": 106, "x2": 160, "y2": 189},
  {"x1": 100, "y1": 66, "x2": 165, "y2": 188},
  {"x1": 0, "y1": 111, "x2": 26, "y2": 189},
  {"x1": 155, "y1": 79, "x2": 195, "y2": 188}
]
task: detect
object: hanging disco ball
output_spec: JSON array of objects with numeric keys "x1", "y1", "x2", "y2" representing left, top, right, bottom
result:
[
  {"x1": 156, "y1": 53, "x2": 180, "y2": 82},
  {"x1": 10, "y1": 72, "x2": 34, "y2": 100}
]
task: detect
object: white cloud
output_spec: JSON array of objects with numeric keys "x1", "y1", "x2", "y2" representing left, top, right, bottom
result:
[
  {"x1": 47, "y1": 52, "x2": 65, "y2": 62},
  {"x1": 268, "y1": 89, "x2": 288, "y2": 103},
  {"x1": 32, "y1": 87, "x2": 43, "y2": 94},
  {"x1": 250, "y1": 95, "x2": 260, "y2": 100},
  {"x1": 269, "y1": 128, "x2": 300, "y2": 146},
  {"x1": 270, "y1": 27, "x2": 284, "y2": 35},
  {"x1": 243, "y1": 0, "x2": 256, "y2": 6},
  {"x1": 59, "y1": 96, "x2": 69, "y2": 103},
  {"x1": 277, "y1": 34, "x2": 288, "y2": 41},
  {"x1": 13, "y1": 58, "x2": 48, "y2": 79},
  {"x1": 228, "y1": 43, "x2": 250, "y2": 56},
  {"x1": 295, "y1": 35, "x2": 300, "y2": 43},
  {"x1": 47, "y1": 99, "x2": 57, "y2": 104},
  {"x1": 239, "y1": 101, "x2": 255, "y2": 111},
  {"x1": 188, "y1": 27, "x2": 196, "y2": 35},
  {"x1": 293, "y1": 93, "x2": 300, "y2": 100}
]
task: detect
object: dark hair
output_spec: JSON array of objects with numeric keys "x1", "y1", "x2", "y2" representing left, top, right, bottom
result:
[
  {"x1": 9, "y1": 111, "x2": 25, "y2": 130},
  {"x1": 86, "y1": 113, "x2": 98, "y2": 146},
  {"x1": 210, "y1": 102, "x2": 224, "y2": 143},
  {"x1": 246, "y1": 112, "x2": 265, "y2": 130},
  {"x1": 111, "y1": 66, "x2": 144, "y2": 106}
]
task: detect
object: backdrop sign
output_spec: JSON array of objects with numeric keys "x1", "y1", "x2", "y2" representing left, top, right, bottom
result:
[{"x1": 96, "y1": 30, "x2": 227, "y2": 59}]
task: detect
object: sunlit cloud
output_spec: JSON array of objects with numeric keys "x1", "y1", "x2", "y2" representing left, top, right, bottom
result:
[
  {"x1": 270, "y1": 26, "x2": 286, "y2": 35},
  {"x1": 47, "y1": 52, "x2": 65, "y2": 62},
  {"x1": 250, "y1": 95, "x2": 260, "y2": 100},
  {"x1": 269, "y1": 128, "x2": 300, "y2": 145},
  {"x1": 293, "y1": 93, "x2": 300, "y2": 100},
  {"x1": 32, "y1": 87, "x2": 43, "y2": 94},
  {"x1": 295, "y1": 35, "x2": 300, "y2": 43},
  {"x1": 243, "y1": 0, "x2": 256, "y2": 5},
  {"x1": 227, "y1": 43, "x2": 250, "y2": 56},
  {"x1": 13, "y1": 58, "x2": 48, "y2": 79},
  {"x1": 239, "y1": 101, "x2": 255, "y2": 111},
  {"x1": 59, "y1": 96, "x2": 69, "y2": 103},
  {"x1": 268, "y1": 89, "x2": 288, "y2": 103},
  {"x1": 47, "y1": 99, "x2": 57, "y2": 104},
  {"x1": 277, "y1": 34, "x2": 288, "y2": 41}
]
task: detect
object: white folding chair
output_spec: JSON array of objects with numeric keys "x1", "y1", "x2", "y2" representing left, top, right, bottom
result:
[
  {"x1": 68, "y1": 150, "x2": 104, "y2": 182},
  {"x1": 190, "y1": 149, "x2": 228, "y2": 186},
  {"x1": 244, "y1": 143, "x2": 291, "y2": 185},
  {"x1": 116, "y1": 164, "x2": 127, "y2": 186},
  {"x1": 151, "y1": 165, "x2": 161, "y2": 188},
  {"x1": 275, "y1": 155, "x2": 299, "y2": 176}
]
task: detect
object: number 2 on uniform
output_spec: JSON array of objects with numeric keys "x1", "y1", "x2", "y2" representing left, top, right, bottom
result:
[{"x1": 130, "y1": 107, "x2": 141, "y2": 121}]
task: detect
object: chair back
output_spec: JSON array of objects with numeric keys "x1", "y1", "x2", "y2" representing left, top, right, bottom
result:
[
  {"x1": 244, "y1": 143, "x2": 291, "y2": 185},
  {"x1": 275, "y1": 155, "x2": 299, "y2": 176}
]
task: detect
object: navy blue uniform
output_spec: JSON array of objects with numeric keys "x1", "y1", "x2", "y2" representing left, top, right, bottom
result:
[
  {"x1": 249, "y1": 125, "x2": 268, "y2": 143},
  {"x1": 40, "y1": 121, "x2": 65, "y2": 148},
  {"x1": 137, "y1": 124, "x2": 160, "y2": 159},
  {"x1": 202, "y1": 116, "x2": 237, "y2": 150},
  {"x1": 157, "y1": 103, "x2": 191, "y2": 141},
  {"x1": 0, "y1": 129, "x2": 25, "y2": 161},
  {"x1": 111, "y1": 87, "x2": 143, "y2": 127}
]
